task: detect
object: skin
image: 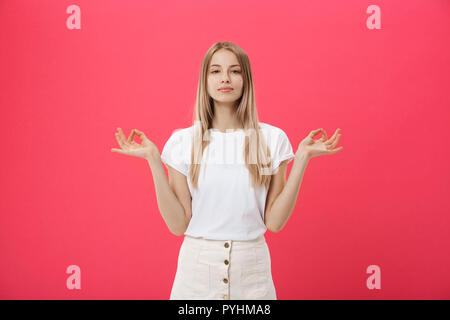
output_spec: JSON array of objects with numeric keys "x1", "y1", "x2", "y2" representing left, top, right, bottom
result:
[
  {"x1": 111, "y1": 49, "x2": 344, "y2": 234},
  {"x1": 207, "y1": 49, "x2": 244, "y2": 131},
  {"x1": 264, "y1": 128, "x2": 343, "y2": 232}
]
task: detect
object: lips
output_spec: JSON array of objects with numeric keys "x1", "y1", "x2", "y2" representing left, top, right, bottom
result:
[{"x1": 219, "y1": 87, "x2": 233, "y2": 92}]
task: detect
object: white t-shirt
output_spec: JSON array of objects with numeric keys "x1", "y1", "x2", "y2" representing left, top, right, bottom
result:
[{"x1": 160, "y1": 122, "x2": 296, "y2": 240}]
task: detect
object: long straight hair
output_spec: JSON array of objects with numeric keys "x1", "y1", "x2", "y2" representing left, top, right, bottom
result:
[{"x1": 189, "y1": 41, "x2": 273, "y2": 190}]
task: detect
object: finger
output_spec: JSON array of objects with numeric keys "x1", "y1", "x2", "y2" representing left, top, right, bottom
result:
[
  {"x1": 111, "y1": 148, "x2": 128, "y2": 155},
  {"x1": 118, "y1": 128, "x2": 128, "y2": 142},
  {"x1": 133, "y1": 129, "x2": 145, "y2": 138},
  {"x1": 320, "y1": 129, "x2": 327, "y2": 142},
  {"x1": 116, "y1": 131, "x2": 131, "y2": 148},
  {"x1": 328, "y1": 146, "x2": 343, "y2": 154},
  {"x1": 329, "y1": 134, "x2": 342, "y2": 149},
  {"x1": 309, "y1": 128, "x2": 323, "y2": 138},
  {"x1": 115, "y1": 132, "x2": 124, "y2": 148},
  {"x1": 116, "y1": 128, "x2": 124, "y2": 144},
  {"x1": 127, "y1": 129, "x2": 135, "y2": 143},
  {"x1": 325, "y1": 128, "x2": 341, "y2": 145},
  {"x1": 134, "y1": 129, "x2": 148, "y2": 141}
]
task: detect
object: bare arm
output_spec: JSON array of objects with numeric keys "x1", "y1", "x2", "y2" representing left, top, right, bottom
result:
[
  {"x1": 111, "y1": 127, "x2": 190, "y2": 236},
  {"x1": 146, "y1": 152, "x2": 190, "y2": 236},
  {"x1": 264, "y1": 127, "x2": 343, "y2": 232},
  {"x1": 264, "y1": 152, "x2": 310, "y2": 233}
]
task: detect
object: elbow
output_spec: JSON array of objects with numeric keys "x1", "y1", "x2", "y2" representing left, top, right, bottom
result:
[
  {"x1": 168, "y1": 212, "x2": 190, "y2": 237},
  {"x1": 171, "y1": 228, "x2": 185, "y2": 237},
  {"x1": 271, "y1": 226, "x2": 282, "y2": 233},
  {"x1": 170, "y1": 225, "x2": 187, "y2": 236},
  {"x1": 266, "y1": 222, "x2": 281, "y2": 233},
  {"x1": 170, "y1": 221, "x2": 188, "y2": 237}
]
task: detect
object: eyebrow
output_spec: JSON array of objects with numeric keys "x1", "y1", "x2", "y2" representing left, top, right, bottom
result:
[{"x1": 210, "y1": 64, "x2": 241, "y2": 68}]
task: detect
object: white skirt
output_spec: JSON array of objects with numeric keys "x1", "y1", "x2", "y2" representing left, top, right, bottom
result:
[{"x1": 169, "y1": 234, "x2": 277, "y2": 300}]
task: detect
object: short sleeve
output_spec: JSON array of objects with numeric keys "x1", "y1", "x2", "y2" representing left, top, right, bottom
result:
[
  {"x1": 271, "y1": 130, "x2": 295, "y2": 174},
  {"x1": 160, "y1": 130, "x2": 190, "y2": 176}
]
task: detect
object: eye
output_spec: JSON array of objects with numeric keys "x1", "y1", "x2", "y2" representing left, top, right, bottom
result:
[
  {"x1": 232, "y1": 70, "x2": 241, "y2": 73},
  {"x1": 211, "y1": 70, "x2": 219, "y2": 73}
]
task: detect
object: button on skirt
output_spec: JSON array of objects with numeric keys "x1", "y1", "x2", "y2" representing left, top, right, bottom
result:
[{"x1": 169, "y1": 234, "x2": 277, "y2": 300}]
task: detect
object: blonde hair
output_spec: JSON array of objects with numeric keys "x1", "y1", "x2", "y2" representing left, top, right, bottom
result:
[{"x1": 189, "y1": 41, "x2": 273, "y2": 190}]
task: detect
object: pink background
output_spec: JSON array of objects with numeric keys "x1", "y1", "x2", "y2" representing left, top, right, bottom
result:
[{"x1": 1, "y1": 0, "x2": 449, "y2": 299}]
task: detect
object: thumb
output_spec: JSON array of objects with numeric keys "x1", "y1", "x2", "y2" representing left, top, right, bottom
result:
[
  {"x1": 310, "y1": 128, "x2": 323, "y2": 136},
  {"x1": 134, "y1": 129, "x2": 151, "y2": 142},
  {"x1": 111, "y1": 148, "x2": 127, "y2": 155},
  {"x1": 133, "y1": 129, "x2": 145, "y2": 137}
]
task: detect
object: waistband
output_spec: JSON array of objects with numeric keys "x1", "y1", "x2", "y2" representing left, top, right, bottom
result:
[{"x1": 183, "y1": 234, "x2": 266, "y2": 250}]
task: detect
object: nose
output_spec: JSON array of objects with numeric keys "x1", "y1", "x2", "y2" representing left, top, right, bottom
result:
[{"x1": 220, "y1": 73, "x2": 231, "y2": 83}]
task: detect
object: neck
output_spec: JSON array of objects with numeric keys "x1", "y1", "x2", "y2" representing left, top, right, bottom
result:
[{"x1": 211, "y1": 101, "x2": 243, "y2": 131}]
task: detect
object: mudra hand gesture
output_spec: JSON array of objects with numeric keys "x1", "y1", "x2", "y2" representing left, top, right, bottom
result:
[
  {"x1": 111, "y1": 127, "x2": 159, "y2": 160},
  {"x1": 296, "y1": 128, "x2": 343, "y2": 160}
]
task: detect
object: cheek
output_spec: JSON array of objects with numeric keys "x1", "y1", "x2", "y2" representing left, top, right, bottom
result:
[
  {"x1": 235, "y1": 78, "x2": 244, "y2": 90},
  {"x1": 208, "y1": 75, "x2": 218, "y2": 84},
  {"x1": 207, "y1": 78, "x2": 214, "y2": 90}
]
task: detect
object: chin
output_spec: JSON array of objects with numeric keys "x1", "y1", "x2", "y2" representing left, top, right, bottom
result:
[{"x1": 214, "y1": 96, "x2": 239, "y2": 103}]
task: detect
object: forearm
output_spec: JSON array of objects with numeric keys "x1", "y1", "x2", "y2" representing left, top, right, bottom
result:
[
  {"x1": 146, "y1": 153, "x2": 188, "y2": 236},
  {"x1": 265, "y1": 152, "x2": 310, "y2": 232}
]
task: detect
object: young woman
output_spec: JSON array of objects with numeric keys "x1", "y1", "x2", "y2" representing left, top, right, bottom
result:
[{"x1": 111, "y1": 41, "x2": 343, "y2": 300}]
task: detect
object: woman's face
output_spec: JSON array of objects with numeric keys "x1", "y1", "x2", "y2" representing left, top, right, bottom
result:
[{"x1": 207, "y1": 49, "x2": 244, "y2": 105}]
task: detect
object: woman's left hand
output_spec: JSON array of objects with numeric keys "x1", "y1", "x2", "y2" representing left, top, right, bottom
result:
[{"x1": 296, "y1": 128, "x2": 343, "y2": 160}]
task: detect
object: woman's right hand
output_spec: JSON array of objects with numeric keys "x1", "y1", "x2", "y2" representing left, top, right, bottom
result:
[{"x1": 111, "y1": 128, "x2": 159, "y2": 160}]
